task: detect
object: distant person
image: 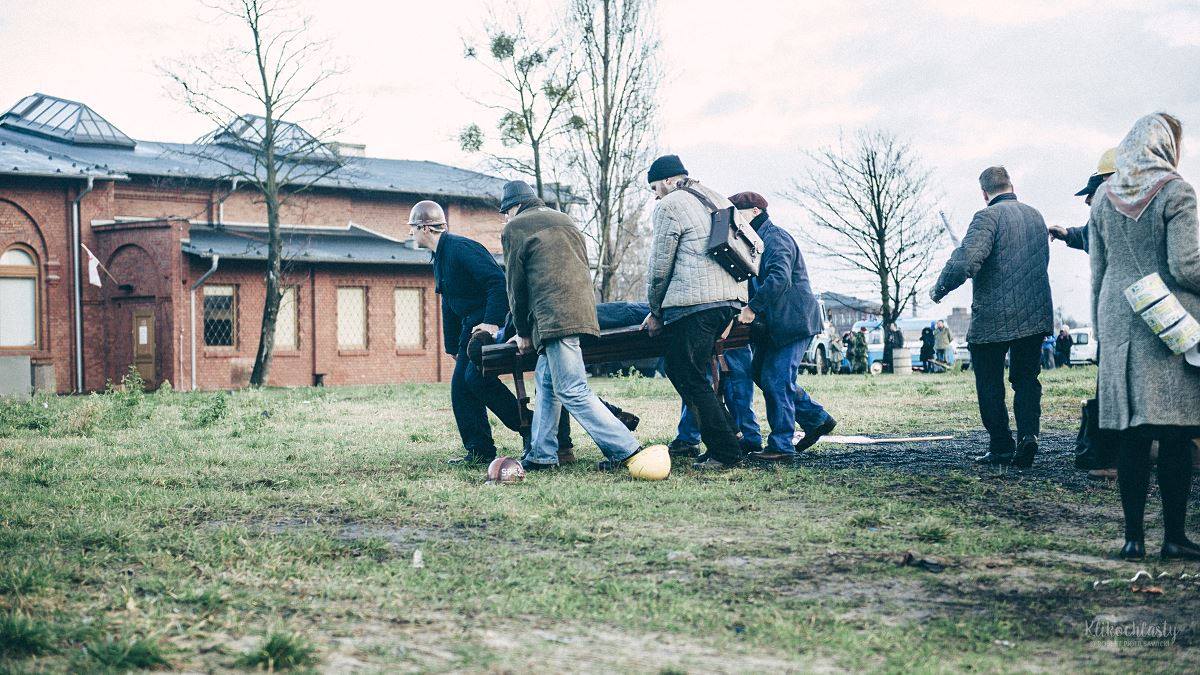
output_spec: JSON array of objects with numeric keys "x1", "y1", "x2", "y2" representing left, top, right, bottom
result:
[
  {"x1": 1041, "y1": 334, "x2": 1057, "y2": 370},
  {"x1": 883, "y1": 322, "x2": 904, "y2": 373},
  {"x1": 933, "y1": 319, "x2": 954, "y2": 364},
  {"x1": 1055, "y1": 328, "x2": 1074, "y2": 368},
  {"x1": 1088, "y1": 113, "x2": 1200, "y2": 560},
  {"x1": 919, "y1": 326, "x2": 936, "y2": 372},
  {"x1": 1048, "y1": 148, "x2": 1117, "y2": 251},
  {"x1": 850, "y1": 326, "x2": 869, "y2": 373},
  {"x1": 839, "y1": 331, "x2": 854, "y2": 373},
  {"x1": 930, "y1": 166, "x2": 1053, "y2": 468}
]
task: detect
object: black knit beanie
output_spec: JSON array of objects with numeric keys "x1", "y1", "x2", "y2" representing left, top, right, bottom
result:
[{"x1": 647, "y1": 155, "x2": 688, "y2": 184}]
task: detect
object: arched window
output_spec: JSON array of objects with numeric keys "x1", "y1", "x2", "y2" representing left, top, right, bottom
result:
[{"x1": 0, "y1": 245, "x2": 39, "y2": 348}]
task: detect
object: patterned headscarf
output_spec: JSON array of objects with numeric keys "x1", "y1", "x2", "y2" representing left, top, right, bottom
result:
[{"x1": 1104, "y1": 113, "x2": 1182, "y2": 221}]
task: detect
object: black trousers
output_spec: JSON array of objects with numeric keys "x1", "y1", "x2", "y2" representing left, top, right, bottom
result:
[
  {"x1": 1117, "y1": 428, "x2": 1195, "y2": 542},
  {"x1": 662, "y1": 306, "x2": 741, "y2": 463},
  {"x1": 968, "y1": 333, "x2": 1044, "y2": 449},
  {"x1": 451, "y1": 341, "x2": 570, "y2": 455}
]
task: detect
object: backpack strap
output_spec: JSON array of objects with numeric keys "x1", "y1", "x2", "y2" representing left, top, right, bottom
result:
[{"x1": 678, "y1": 185, "x2": 719, "y2": 213}]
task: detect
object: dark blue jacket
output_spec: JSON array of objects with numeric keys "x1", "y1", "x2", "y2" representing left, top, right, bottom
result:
[
  {"x1": 433, "y1": 232, "x2": 509, "y2": 355},
  {"x1": 747, "y1": 215, "x2": 824, "y2": 346}
]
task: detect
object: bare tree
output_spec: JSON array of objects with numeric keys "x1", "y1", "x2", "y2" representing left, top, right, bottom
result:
[
  {"x1": 162, "y1": 0, "x2": 347, "y2": 387},
  {"x1": 786, "y1": 130, "x2": 943, "y2": 323},
  {"x1": 566, "y1": 0, "x2": 660, "y2": 302},
  {"x1": 459, "y1": 7, "x2": 581, "y2": 200}
]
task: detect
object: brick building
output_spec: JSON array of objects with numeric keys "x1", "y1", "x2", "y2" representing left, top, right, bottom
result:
[{"x1": 0, "y1": 93, "x2": 528, "y2": 393}]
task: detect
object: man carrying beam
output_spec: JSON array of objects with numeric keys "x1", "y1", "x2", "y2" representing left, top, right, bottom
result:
[{"x1": 499, "y1": 181, "x2": 667, "y2": 477}]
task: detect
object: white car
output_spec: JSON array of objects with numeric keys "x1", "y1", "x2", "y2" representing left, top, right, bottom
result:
[{"x1": 1069, "y1": 327, "x2": 1097, "y2": 365}]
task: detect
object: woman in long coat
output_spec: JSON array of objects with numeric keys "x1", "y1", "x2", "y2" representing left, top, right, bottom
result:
[{"x1": 1089, "y1": 112, "x2": 1200, "y2": 561}]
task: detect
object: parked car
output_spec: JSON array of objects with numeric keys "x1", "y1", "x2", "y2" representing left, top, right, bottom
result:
[
  {"x1": 1069, "y1": 327, "x2": 1097, "y2": 365},
  {"x1": 802, "y1": 296, "x2": 836, "y2": 374}
]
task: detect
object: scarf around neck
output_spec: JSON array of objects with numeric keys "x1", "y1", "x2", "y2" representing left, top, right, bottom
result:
[{"x1": 1104, "y1": 113, "x2": 1182, "y2": 221}]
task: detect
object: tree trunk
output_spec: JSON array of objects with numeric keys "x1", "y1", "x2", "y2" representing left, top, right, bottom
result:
[{"x1": 249, "y1": 125, "x2": 281, "y2": 387}]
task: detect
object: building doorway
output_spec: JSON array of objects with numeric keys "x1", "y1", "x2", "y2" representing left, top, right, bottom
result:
[{"x1": 108, "y1": 299, "x2": 159, "y2": 388}]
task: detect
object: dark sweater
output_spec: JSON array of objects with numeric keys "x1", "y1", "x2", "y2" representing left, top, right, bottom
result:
[{"x1": 433, "y1": 232, "x2": 509, "y2": 355}]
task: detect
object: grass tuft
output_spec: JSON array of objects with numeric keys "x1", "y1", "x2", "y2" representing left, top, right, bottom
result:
[
  {"x1": 236, "y1": 632, "x2": 317, "y2": 671},
  {"x1": 0, "y1": 611, "x2": 55, "y2": 658},
  {"x1": 84, "y1": 636, "x2": 170, "y2": 670},
  {"x1": 0, "y1": 564, "x2": 49, "y2": 595},
  {"x1": 911, "y1": 517, "x2": 953, "y2": 544}
]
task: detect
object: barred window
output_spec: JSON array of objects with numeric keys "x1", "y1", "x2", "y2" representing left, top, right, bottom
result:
[
  {"x1": 203, "y1": 285, "x2": 236, "y2": 347},
  {"x1": 393, "y1": 288, "x2": 425, "y2": 348},
  {"x1": 274, "y1": 286, "x2": 298, "y2": 350},
  {"x1": 337, "y1": 286, "x2": 367, "y2": 349}
]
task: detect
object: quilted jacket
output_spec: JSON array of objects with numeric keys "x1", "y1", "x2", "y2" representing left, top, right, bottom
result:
[
  {"x1": 646, "y1": 180, "x2": 748, "y2": 317},
  {"x1": 931, "y1": 193, "x2": 1053, "y2": 344}
]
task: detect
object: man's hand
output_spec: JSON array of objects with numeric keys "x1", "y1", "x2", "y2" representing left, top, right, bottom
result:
[
  {"x1": 1047, "y1": 225, "x2": 1068, "y2": 241},
  {"x1": 929, "y1": 287, "x2": 942, "y2": 304},
  {"x1": 641, "y1": 313, "x2": 663, "y2": 337},
  {"x1": 737, "y1": 306, "x2": 756, "y2": 324},
  {"x1": 513, "y1": 335, "x2": 532, "y2": 354},
  {"x1": 472, "y1": 322, "x2": 500, "y2": 336}
]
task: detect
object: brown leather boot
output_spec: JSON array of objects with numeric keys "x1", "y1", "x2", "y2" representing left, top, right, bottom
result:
[{"x1": 558, "y1": 445, "x2": 577, "y2": 464}]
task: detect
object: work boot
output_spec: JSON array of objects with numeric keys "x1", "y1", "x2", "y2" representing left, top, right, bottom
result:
[
  {"x1": 1161, "y1": 538, "x2": 1200, "y2": 561},
  {"x1": 448, "y1": 448, "x2": 496, "y2": 466},
  {"x1": 794, "y1": 418, "x2": 837, "y2": 453},
  {"x1": 558, "y1": 445, "x2": 577, "y2": 465},
  {"x1": 692, "y1": 455, "x2": 739, "y2": 471},
  {"x1": 521, "y1": 458, "x2": 558, "y2": 472},
  {"x1": 668, "y1": 439, "x2": 701, "y2": 458},
  {"x1": 975, "y1": 437, "x2": 1015, "y2": 465},
  {"x1": 1119, "y1": 540, "x2": 1146, "y2": 561},
  {"x1": 1012, "y1": 435, "x2": 1038, "y2": 468}
]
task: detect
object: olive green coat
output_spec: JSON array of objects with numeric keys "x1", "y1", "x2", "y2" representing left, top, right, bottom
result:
[{"x1": 502, "y1": 202, "x2": 599, "y2": 351}]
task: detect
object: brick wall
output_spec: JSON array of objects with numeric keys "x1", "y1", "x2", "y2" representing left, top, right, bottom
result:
[
  {"x1": 182, "y1": 257, "x2": 445, "y2": 390},
  {"x1": 2, "y1": 173, "x2": 496, "y2": 392}
]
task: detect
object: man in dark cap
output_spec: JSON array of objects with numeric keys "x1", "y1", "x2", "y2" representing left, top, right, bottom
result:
[
  {"x1": 500, "y1": 180, "x2": 665, "y2": 474},
  {"x1": 408, "y1": 200, "x2": 527, "y2": 465},
  {"x1": 728, "y1": 192, "x2": 837, "y2": 460},
  {"x1": 1049, "y1": 148, "x2": 1116, "y2": 252},
  {"x1": 644, "y1": 155, "x2": 748, "y2": 470}
]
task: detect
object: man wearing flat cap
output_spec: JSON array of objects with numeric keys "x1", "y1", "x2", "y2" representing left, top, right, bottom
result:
[
  {"x1": 500, "y1": 180, "x2": 665, "y2": 475},
  {"x1": 644, "y1": 154, "x2": 748, "y2": 470},
  {"x1": 728, "y1": 191, "x2": 837, "y2": 461}
]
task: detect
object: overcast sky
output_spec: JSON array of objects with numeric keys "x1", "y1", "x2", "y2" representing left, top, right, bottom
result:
[{"x1": 3, "y1": 0, "x2": 1198, "y2": 320}]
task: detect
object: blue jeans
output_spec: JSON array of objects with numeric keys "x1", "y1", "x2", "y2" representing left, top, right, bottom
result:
[
  {"x1": 752, "y1": 337, "x2": 832, "y2": 454},
  {"x1": 529, "y1": 336, "x2": 640, "y2": 464},
  {"x1": 675, "y1": 346, "x2": 761, "y2": 448}
]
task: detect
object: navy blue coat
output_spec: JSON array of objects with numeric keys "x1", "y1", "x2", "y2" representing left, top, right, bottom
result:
[
  {"x1": 747, "y1": 215, "x2": 824, "y2": 347},
  {"x1": 433, "y1": 232, "x2": 509, "y2": 355}
]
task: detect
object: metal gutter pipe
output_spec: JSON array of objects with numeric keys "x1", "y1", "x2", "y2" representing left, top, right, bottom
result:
[
  {"x1": 71, "y1": 176, "x2": 94, "y2": 393},
  {"x1": 189, "y1": 255, "x2": 220, "y2": 390}
]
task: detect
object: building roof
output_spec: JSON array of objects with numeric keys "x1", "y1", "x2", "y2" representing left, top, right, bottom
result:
[
  {"x1": 819, "y1": 291, "x2": 883, "y2": 315},
  {"x1": 0, "y1": 93, "x2": 136, "y2": 148},
  {"x1": 0, "y1": 93, "x2": 551, "y2": 205},
  {"x1": 181, "y1": 223, "x2": 437, "y2": 265}
]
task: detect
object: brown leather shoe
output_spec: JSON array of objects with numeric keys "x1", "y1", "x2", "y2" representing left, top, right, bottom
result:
[{"x1": 558, "y1": 446, "x2": 577, "y2": 464}]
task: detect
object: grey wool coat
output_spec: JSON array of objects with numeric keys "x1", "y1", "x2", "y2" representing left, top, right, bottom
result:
[
  {"x1": 1089, "y1": 179, "x2": 1200, "y2": 430},
  {"x1": 931, "y1": 194, "x2": 1054, "y2": 344}
]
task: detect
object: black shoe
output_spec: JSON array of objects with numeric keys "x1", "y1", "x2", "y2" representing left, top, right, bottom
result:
[
  {"x1": 747, "y1": 449, "x2": 795, "y2": 463},
  {"x1": 1012, "y1": 435, "x2": 1038, "y2": 468},
  {"x1": 521, "y1": 459, "x2": 558, "y2": 472},
  {"x1": 448, "y1": 449, "x2": 496, "y2": 465},
  {"x1": 1161, "y1": 538, "x2": 1200, "y2": 561},
  {"x1": 668, "y1": 439, "x2": 701, "y2": 458},
  {"x1": 974, "y1": 451, "x2": 1014, "y2": 465},
  {"x1": 793, "y1": 418, "x2": 837, "y2": 453},
  {"x1": 1119, "y1": 540, "x2": 1146, "y2": 560},
  {"x1": 693, "y1": 456, "x2": 738, "y2": 471},
  {"x1": 616, "y1": 410, "x2": 640, "y2": 432}
]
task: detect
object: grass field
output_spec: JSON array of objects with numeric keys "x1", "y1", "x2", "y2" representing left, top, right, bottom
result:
[{"x1": 2, "y1": 366, "x2": 1198, "y2": 673}]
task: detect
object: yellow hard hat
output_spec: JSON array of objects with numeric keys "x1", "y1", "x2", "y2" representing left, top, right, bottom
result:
[
  {"x1": 626, "y1": 444, "x2": 671, "y2": 481},
  {"x1": 1096, "y1": 148, "x2": 1117, "y2": 176}
]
